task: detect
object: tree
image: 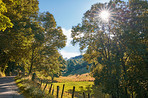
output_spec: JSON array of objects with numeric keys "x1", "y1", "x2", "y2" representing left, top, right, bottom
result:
[
  {"x1": 0, "y1": 0, "x2": 67, "y2": 83},
  {"x1": 71, "y1": 0, "x2": 148, "y2": 97},
  {"x1": 125, "y1": 0, "x2": 148, "y2": 97},
  {"x1": 0, "y1": 0, "x2": 13, "y2": 31},
  {"x1": 36, "y1": 51, "x2": 66, "y2": 82},
  {"x1": 28, "y1": 12, "x2": 67, "y2": 74},
  {"x1": 0, "y1": 0, "x2": 39, "y2": 75}
]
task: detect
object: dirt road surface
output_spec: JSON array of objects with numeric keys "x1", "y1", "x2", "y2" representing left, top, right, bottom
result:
[{"x1": 0, "y1": 76, "x2": 24, "y2": 98}]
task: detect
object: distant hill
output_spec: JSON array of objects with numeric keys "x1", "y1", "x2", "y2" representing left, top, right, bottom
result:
[
  {"x1": 63, "y1": 55, "x2": 91, "y2": 76},
  {"x1": 70, "y1": 55, "x2": 83, "y2": 60}
]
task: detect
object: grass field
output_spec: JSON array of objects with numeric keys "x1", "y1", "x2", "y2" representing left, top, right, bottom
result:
[
  {"x1": 15, "y1": 73, "x2": 111, "y2": 98},
  {"x1": 45, "y1": 81, "x2": 93, "y2": 98},
  {"x1": 40, "y1": 73, "x2": 111, "y2": 98}
]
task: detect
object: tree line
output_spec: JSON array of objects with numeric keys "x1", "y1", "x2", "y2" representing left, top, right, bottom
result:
[
  {"x1": 0, "y1": 0, "x2": 67, "y2": 80},
  {"x1": 71, "y1": 0, "x2": 148, "y2": 98}
]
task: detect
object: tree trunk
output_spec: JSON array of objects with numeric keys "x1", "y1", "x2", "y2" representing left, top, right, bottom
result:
[
  {"x1": 29, "y1": 62, "x2": 33, "y2": 75},
  {"x1": 121, "y1": 58, "x2": 128, "y2": 98},
  {"x1": 29, "y1": 46, "x2": 35, "y2": 75}
]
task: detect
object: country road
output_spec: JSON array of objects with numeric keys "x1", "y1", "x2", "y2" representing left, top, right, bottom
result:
[{"x1": 0, "y1": 76, "x2": 24, "y2": 98}]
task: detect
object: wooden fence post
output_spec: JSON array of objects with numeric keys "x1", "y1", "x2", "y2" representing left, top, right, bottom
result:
[
  {"x1": 88, "y1": 93, "x2": 90, "y2": 98},
  {"x1": 57, "y1": 86, "x2": 59, "y2": 98},
  {"x1": 43, "y1": 82, "x2": 48, "y2": 91},
  {"x1": 61, "y1": 84, "x2": 65, "y2": 98},
  {"x1": 52, "y1": 86, "x2": 54, "y2": 95},
  {"x1": 49, "y1": 84, "x2": 53, "y2": 94},
  {"x1": 40, "y1": 80, "x2": 42, "y2": 88},
  {"x1": 72, "y1": 86, "x2": 75, "y2": 98},
  {"x1": 32, "y1": 73, "x2": 36, "y2": 81},
  {"x1": 83, "y1": 92, "x2": 86, "y2": 98}
]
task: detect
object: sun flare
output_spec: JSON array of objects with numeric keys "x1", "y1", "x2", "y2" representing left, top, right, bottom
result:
[
  {"x1": 92, "y1": 5, "x2": 114, "y2": 24},
  {"x1": 99, "y1": 10, "x2": 110, "y2": 22}
]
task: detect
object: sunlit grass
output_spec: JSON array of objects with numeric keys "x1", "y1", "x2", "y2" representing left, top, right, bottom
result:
[
  {"x1": 42, "y1": 81, "x2": 110, "y2": 98},
  {"x1": 55, "y1": 73, "x2": 94, "y2": 82},
  {"x1": 48, "y1": 81, "x2": 93, "y2": 98},
  {"x1": 51, "y1": 81, "x2": 93, "y2": 92},
  {"x1": 39, "y1": 73, "x2": 110, "y2": 98}
]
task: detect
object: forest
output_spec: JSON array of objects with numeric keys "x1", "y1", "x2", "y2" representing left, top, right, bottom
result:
[{"x1": 0, "y1": 0, "x2": 148, "y2": 98}]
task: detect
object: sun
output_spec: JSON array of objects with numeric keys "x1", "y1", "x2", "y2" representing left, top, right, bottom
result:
[
  {"x1": 99, "y1": 10, "x2": 110, "y2": 22},
  {"x1": 92, "y1": 5, "x2": 114, "y2": 24}
]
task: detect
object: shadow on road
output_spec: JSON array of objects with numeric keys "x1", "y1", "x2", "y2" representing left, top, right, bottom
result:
[{"x1": 0, "y1": 76, "x2": 24, "y2": 98}]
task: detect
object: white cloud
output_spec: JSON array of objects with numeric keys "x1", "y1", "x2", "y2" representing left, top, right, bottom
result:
[
  {"x1": 75, "y1": 32, "x2": 84, "y2": 38},
  {"x1": 60, "y1": 28, "x2": 81, "y2": 59},
  {"x1": 62, "y1": 28, "x2": 73, "y2": 47},
  {"x1": 59, "y1": 50, "x2": 80, "y2": 59}
]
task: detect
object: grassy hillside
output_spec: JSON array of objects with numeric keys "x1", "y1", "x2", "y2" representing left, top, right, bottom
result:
[
  {"x1": 66, "y1": 66, "x2": 91, "y2": 75},
  {"x1": 64, "y1": 55, "x2": 91, "y2": 76}
]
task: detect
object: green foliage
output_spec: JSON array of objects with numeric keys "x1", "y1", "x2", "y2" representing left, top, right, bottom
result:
[
  {"x1": 71, "y1": 0, "x2": 148, "y2": 97},
  {"x1": 27, "y1": 12, "x2": 67, "y2": 81},
  {"x1": 0, "y1": 0, "x2": 13, "y2": 31},
  {"x1": 28, "y1": 11, "x2": 67, "y2": 77},
  {"x1": 0, "y1": 0, "x2": 67, "y2": 79},
  {"x1": 0, "y1": 0, "x2": 39, "y2": 75}
]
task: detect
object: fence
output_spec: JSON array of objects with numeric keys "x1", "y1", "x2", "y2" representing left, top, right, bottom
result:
[{"x1": 31, "y1": 73, "x2": 92, "y2": 98}]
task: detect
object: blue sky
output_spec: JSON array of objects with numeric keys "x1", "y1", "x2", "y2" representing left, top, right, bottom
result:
[{"x1": 38, "y1": 0, "x2": 110, "y2": 59}]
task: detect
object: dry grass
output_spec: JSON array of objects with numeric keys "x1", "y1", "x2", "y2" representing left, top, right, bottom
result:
[{"x1": 55, "y1": 73, "x2": 95, "y2": 82}]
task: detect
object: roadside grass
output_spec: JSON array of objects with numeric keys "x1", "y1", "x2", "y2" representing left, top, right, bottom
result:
[{"x1": 15, "y1": 76, "x2": 54, "y2": 98}]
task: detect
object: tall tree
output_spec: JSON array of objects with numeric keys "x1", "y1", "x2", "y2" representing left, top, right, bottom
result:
[
  {"x1": 28, "y1": 12, "x2": 67, "y2": 74},
  {"x1": 0, "y1": 0, "x2": 39, "y2": 75},
  {"x1": 125, "y1": 0, "x2": 148, "y2": 97},
  {"x1": 71, "y1": 0, "x2": 148, "y2": 97}
]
